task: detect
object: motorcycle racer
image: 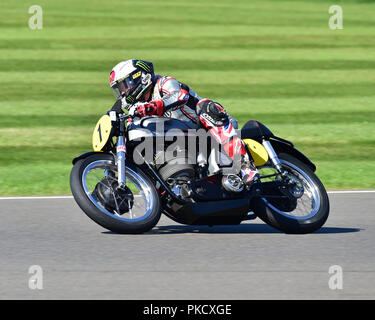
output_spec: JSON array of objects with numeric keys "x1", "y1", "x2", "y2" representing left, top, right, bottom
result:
[{"x1": 109, "y1": 59, "x2": 259, "y2": 186}]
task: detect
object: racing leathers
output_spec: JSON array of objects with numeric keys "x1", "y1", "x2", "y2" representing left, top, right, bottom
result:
[{"x1": 113, "y1": 75, "x2": 258, "y2": 184}]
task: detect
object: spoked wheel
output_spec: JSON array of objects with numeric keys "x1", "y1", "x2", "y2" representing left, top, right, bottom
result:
[
  {"x1": 253, "y1": 153, "x2": 329, "y2": 234},
  {"x1": 70, "y1": 153, "x2": 161, "y2": 234}
]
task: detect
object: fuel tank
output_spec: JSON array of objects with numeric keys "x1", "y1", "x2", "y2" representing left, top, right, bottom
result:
[{"x1": 128, "y1": 116, "x2": 196, "y2": 141}]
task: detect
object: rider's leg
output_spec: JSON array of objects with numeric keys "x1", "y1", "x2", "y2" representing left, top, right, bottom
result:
[{"x1": 196, "y1": 99, "x2": 259, "y2": 184}]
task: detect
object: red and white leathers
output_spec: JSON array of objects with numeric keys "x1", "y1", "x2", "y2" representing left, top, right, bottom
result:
[
  {"x1": 150, "y1": 75, "x2": 201, "y2": 123},
  {"x1": 145, "y1": 75, "x2": 238, "y2": 127},
  {"x1": 137, "y1": 75, "x2": 259, "y2": 183},
  {"x1": 196, "y1": 99, "x2": 259, "y2": 184}
]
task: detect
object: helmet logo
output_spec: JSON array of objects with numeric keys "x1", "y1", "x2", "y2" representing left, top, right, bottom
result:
[
  {"x1": 132, "y1": 71, "x2": 141, "y2": 79},
  {"x1": 126, "y1": 95, "x2": 135, "y2": 104},
  {"x1": 142, "y1": 73, "x2": 151, "y2": 84},
  {"x1": 109, "y1": 71, "x2": 115, "y2": 83},
  {"x1": 136, "y1": 60, "x2": 151, "y2": 73}
]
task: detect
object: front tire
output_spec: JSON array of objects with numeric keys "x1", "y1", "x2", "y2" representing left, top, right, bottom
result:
[
  {"x1": 253, "y1": 153, "x2": 329, "y2": 234},
  {"x1": 70, "y1": 153, "x2": 161, "y2": 234}
]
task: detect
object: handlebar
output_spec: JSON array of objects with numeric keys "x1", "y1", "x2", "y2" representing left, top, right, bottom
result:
[
  {"x1": 118, "y1": 106, "x2": 140, "y2": 120},
  {"x1": 119, "y1": 113, "x2": 132, "y2": 120}
]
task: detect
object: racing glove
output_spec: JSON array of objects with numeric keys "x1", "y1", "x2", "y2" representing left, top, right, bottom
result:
[{"x1": 136, "y1": 100, "x2": 164, "y2": 117}]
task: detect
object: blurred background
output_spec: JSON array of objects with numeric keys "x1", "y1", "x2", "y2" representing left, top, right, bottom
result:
[{"x1": 0, "y1": 0, "x2": 374, "y2": 195}]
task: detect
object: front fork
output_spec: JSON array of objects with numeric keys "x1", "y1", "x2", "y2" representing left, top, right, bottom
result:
[
  {"x1": 262, "y1": 139, "x2": 284, "y2": 174},
  {"x1": 115, "y1": 115, "x2": 127, "y2": 189},
  {"x1": 116, "y1": 136, "x2": 127, "y2": 189}
]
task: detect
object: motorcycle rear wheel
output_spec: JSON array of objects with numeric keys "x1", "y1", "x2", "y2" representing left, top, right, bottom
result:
[{"x1": 252, "y1": 153, "x2": 329, "y2": 234}]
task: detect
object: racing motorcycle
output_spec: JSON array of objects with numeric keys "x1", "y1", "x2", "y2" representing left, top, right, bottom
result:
[{"x1": 70, "y1": 105, "x2": 329, "y2": 234}]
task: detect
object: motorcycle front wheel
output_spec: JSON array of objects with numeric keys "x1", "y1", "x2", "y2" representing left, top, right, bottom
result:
[
  {"x1": 252, "y1": 153, "x2": 330, "y2": 234},
  {"x1": 70, "y1": 153, "x2": 161, "y2": 234}
]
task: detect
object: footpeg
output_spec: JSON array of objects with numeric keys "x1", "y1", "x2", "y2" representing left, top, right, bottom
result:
[{"x1": 242, "y1": 172, "x2": 260, "y2": 185}]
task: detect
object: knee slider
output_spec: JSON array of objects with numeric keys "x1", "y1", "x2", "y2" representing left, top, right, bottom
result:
[{"x1": 197, "y1": 99, "x2": 229, "y2": 127}]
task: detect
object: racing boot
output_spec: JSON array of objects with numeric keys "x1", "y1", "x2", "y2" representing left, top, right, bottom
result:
[
  {"x1": 240, "y1": 153, "x2": 260, "y2": 186},
  {"x1": 222, "y1": 139, "x2": 259, "y2": 191}
]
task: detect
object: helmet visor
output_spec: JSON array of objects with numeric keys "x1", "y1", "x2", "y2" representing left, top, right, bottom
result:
[{"x1": 111, "y1": 75, "x2": 138, "y2": 100}]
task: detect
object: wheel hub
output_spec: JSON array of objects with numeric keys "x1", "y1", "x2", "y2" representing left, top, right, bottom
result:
[
  {"x1": 284, "y1": 173, "x2": 304, "y2": 199},
  {"x1": 94, "y1": 178, "x2": 134, "y2": 214}
]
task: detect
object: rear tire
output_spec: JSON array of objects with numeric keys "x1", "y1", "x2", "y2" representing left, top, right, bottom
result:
[{"x1": 252, "y1": 153, "x2": 329, "y2": 234}]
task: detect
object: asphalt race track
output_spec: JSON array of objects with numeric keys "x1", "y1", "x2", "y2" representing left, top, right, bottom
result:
[{"x1": 0, "y1": 192, "x2": 374, "y2": 300}]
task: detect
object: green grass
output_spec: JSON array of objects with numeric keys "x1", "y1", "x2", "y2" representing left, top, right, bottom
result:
[{"x1": 1, "y1": 0, "x2": 375, "y2": 195}]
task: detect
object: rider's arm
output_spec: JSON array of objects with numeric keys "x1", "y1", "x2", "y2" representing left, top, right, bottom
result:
[
  {"x1": 156, "y1": 77, "x2": 190, "y2": 113},
  {"x1": 137, "y1": 77, "x2": 199, "y2": 117}
]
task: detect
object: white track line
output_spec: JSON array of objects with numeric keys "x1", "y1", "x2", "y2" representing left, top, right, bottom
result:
[
  {"x1": 0, "y1": 196, "x2": 74, "y2": 200},
  {"x1": 328, "y1": 190, "x2": 375, "y2": 194},
  {"x1": 0, "y1": 190, "x2": 374, "y2": 200}
]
